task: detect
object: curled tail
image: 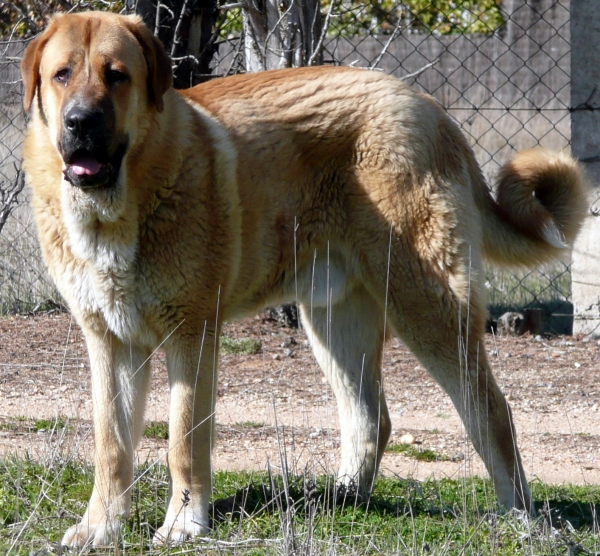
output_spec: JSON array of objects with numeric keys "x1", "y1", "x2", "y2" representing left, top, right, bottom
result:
[{"x1": 480, "y1": 149, "x2": 589, "y2": 267}]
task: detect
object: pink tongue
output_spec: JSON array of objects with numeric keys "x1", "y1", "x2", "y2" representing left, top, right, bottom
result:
[{"x1": 70, "y1": 157, "x2": 104, "y2": 176}]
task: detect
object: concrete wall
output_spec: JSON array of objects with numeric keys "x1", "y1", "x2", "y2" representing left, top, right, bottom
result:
[{"x1": 571, "y1": 0, "x2": 600, "y2": 337}]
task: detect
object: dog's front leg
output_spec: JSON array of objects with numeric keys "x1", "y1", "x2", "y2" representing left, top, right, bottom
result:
[
  {"x1": 62, "y1": 328, "x2": 151, "y2": 547},
  {"x1": 154, "y1": 329, "x2": 219, "y2": 545}
]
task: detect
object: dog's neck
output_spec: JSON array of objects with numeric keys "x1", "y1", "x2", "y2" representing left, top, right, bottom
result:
[{"x1": 53, "y1": 93, "x2": 196, "y2": 341}]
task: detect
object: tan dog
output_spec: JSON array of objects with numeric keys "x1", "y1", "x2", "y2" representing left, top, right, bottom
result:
[{"x1": 21, "y1": 11, "x2": 588, "y2": 546}]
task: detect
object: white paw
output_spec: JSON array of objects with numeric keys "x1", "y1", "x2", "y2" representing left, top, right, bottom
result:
[
  {"x1": 61, "y1": 517, "x2": 124, "y2": 547},
  {"x1": 153, "y1": 514, "x2": 209, "y2": 546}
]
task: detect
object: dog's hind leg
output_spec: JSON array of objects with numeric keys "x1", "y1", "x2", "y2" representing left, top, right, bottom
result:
[
  {"x1": 61, "y1": 330, "x2": 151, "y2": 547},
  {"x1": 299, "y1": 284, "x2": 391, "y2": 494},
  {"x1": 405, "y1": 315, "x2": 531, "y2": 511},
  {"x1": 153, "y1": 326, "x2": 219, "y2": 545},
  {"x1": 363, "y1": 240, "x2": 533, "y2": 512}
]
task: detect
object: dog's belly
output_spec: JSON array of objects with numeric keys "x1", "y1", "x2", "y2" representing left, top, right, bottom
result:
[{"x1": 295, "y1": 251, "x2": 355, "y2": 308}]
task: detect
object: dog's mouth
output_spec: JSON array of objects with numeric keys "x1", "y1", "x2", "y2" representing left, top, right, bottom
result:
[
  {"x1": 69, "y1": 154, "x2": 105, "y2": 176},
  {"x1": 62, "y1": 144, "x2": 127, "y2": 189}
]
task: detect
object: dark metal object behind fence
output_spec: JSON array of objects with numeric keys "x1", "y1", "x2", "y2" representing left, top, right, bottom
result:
[{"x1": 0, "y1": 0, "x2": 594, "y2": 333}]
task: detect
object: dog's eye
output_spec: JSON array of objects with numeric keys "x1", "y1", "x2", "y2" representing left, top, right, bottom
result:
[
  {"x1": 54, "y1": 68, "x2": 71, "y2": 85},
  {"x1": 106, "y1": 69, "x2": 129, "y2": 85}
]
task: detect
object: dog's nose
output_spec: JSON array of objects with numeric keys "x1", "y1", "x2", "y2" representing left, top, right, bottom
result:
[{"x1": 64, "y1": 107, "x2": 104, "y2": 139}]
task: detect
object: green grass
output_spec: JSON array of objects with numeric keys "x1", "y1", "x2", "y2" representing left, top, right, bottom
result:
[
  {"x1": 220, "y1": 335, "x2": 262, "y2": 355},
  {"x1": 237, "y1": 421, "x2": 266, "y2": 429},
  {"x1": 30, "y1": 416, "x2": 71, "y2": 433},
  {"x1": 144, "y1": 421, "x2": 169, "y2": 440},
  {"x1": 0, "y1": 416, "x2": 71, "y2": 434},
  {"x1": 1, "y1": 456, "x2": 599, "y2": 554},
  {"x1": 385, "y1": 442, "x2": 451, "y2": 462}
]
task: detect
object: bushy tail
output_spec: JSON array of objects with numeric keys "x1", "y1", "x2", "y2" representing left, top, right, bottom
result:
[{"x1": 479, "y1": 149, "x2": 590, "y2": 267}]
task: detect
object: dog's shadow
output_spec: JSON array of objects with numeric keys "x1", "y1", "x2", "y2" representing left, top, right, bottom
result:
[
  {"x1": 209, "y1": 479, "x2": 407, "y2": 527},
  {"x1": 208, "y1": 478, "x2": 600, "y2": 533},
  {"x1": 538, "y1": 499, "x2": 600, "y2": 530}
]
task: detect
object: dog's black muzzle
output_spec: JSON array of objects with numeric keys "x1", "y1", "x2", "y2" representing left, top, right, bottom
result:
[{"x1": 60, "y1": 103, "x2": 127, "y2": 189}]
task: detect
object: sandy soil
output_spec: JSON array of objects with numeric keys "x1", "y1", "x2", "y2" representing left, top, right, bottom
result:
[{"x1": 0, "y1": 312, "x2": 598, "y2": 486}]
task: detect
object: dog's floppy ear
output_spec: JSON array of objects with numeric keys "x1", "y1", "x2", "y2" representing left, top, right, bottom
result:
[
  {"x1": 128, "y1": 17, "x2": 173, "y2": 113},
  {"x1": 21, "y1": 25, "x2": 56, "y2": 112}
]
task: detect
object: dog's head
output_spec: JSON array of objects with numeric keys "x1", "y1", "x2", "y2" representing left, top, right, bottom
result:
[{"x1": 21, "y1": 12, "x2": 172, "y2": 194}]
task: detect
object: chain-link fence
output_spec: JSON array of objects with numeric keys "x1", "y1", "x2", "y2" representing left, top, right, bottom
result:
[
  {"x1": 0, "y1": 0, "x2": 591, "y2": 333},
  {"x1": 0, "y1": 37, "x2": 58, "y2": 314}
]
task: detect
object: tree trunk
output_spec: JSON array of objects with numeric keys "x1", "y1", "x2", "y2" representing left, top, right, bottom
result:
[
  {"x1": 127, "y1": 0, "x2": 219, "y2": 87},
  {"x1": 242, "y1": 0, "x2": 323, "y2": 72}
]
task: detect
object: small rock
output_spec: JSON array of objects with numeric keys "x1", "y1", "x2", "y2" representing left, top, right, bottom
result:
[{"x1": 399, "y1": 433, "x2": 415, "y2": 445}]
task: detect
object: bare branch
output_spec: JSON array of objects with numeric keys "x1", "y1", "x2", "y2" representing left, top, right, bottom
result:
[
  {"x1": 401, "y1": 57, "x2": 440, "y2": 81},
  {"x1": 369, "y1": 18, "x2": 403, "y2": 71},
  {"x1": 308, "y1": 0, "x2": 334, "y2": 66},
  {"x1": 154, "y1": 2, "x2": 176, "y2": 37},
  {"x1": 242, "y1": 5, "x2": 266, "y2": 71},
  {"x1": 0, "y1": 168, "x2": 26, "y2": 235},
  {"x1": 171, "y1": 55, "x2": 199, "y2": 63},
  {"x1": 170, "y1": 0, "x2": 193, "y2": 58},
  {"x1": 262, "y1": 0, "x2": 295, "y2": 69},
  {"x1": 219, "y1": 2, "x2": 243, "y2": 10},
  {"x1": 225, "y1": 34, "x2": 245, "y2": 76},
  {"x1": 154, "y1": 1, "x2": 162, "y2": 36}
]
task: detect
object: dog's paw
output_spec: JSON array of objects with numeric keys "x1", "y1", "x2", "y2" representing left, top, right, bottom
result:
[
  {"x1": 153, "y1": 515, "x2": 209, "y2": 546},
  {"x1": 61, "y1": 518, "x2": 123, "y2": 547}
]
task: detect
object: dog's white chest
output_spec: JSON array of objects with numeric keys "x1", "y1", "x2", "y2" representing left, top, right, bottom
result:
[
  {"x1": 65, "y1": 267, "x2": 141, "y2": 339},
  {"x1": 63, "y1": 218, "x2": 144, "y2": 341}
]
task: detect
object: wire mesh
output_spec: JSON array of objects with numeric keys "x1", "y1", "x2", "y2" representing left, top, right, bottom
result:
[
  {"x1": 0, "y1": 0, "x2": 594, "y2": 333},
  {"x1": 1, "y1": 38, "x2": 62, "y2": 313}
]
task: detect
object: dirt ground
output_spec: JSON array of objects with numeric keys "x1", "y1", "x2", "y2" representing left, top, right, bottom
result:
[{"x1": 0, "y1": 312, "x2": 599, "y2": 487}]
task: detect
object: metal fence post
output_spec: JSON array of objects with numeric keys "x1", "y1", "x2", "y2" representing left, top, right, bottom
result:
[{"x1": 571, "y1": 0, "x2": 600, "y2": 338}]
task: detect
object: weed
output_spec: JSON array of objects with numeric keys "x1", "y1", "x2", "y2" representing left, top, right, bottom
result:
[
  {"x1": 220, "y1": 335, "x2": 262, "y2": 355},
  {"x1": 0, "y1": 422, "x2": 17, "y2": 432},
  {"x1": 143, "y1": 421, "x2": 169, "y2": 440},
  {"x1": 0, "y1": 416, "x2": 71, "y2": 434},
  {"x1": 385, "y1": 443, "x2": 451, "y2": 462},
  {"x1": 237, "y1": 421, "x2": 266, "y2": 428},
  {"x1": 30, "y1": 416, "x2": 70, "y2": 433}
]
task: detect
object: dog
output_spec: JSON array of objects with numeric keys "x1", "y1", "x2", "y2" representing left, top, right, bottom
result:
[{"x1": 20, "y1": 11, "x2": 588, "y2": 546}]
